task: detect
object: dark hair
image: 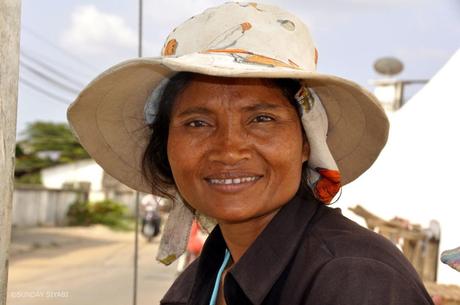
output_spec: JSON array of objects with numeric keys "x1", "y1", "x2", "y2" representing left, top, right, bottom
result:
[{"x1": 141, "y1": 72, "x2": 310, "y2": 198}]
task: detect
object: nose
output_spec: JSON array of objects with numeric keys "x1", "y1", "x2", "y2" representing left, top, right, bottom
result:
[{"x1": 207, "y1": 121, "x2": 251, "y2": 165}]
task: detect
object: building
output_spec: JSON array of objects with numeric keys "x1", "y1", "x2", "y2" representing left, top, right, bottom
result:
[{"x1": 41, "y1": 159, "x2": 136, "y2": 212}]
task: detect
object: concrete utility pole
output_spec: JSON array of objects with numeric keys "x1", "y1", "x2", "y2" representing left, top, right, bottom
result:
[
  {"x1": 0, "y1": 1, "x2": 21, "y2": 304},
  {"x1": 132, "y1": 1, "x2": 143, "y2": 305}
]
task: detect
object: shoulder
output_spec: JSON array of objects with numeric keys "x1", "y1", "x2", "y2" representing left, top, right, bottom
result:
[
  {"x1": 306, "y1": 256, "x2": 434, "y2": 305},
  {"x1": 160, "y1": 258, "x2": 199, "y2": 305},
  {"x1": 300, "y1": 205, "x2": 433, "y2": 304},
  {"x1": 310, "y1": 205, "x2": 416, "y2": 273}
]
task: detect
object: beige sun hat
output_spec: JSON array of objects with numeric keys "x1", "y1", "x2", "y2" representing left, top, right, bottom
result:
[{"x1": 67, "y1": 2, "x2": 389, "y2": 195}]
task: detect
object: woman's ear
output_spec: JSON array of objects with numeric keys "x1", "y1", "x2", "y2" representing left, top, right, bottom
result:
[{"x1": 302, "y1": 139, "x2": 310, "y2": 163}]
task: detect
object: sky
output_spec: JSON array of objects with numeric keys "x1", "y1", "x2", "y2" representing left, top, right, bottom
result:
[{"x1": 17, "y1": 0, "x2": 460, "y2": 136}]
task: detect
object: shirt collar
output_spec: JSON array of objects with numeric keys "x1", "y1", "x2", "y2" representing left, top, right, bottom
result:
[
  {"x1": 227, "y1": 188, "x2": 319, "y2": 304},
  {"x1": 163, "y1": 187, "x2": 320, "y2": 305}
]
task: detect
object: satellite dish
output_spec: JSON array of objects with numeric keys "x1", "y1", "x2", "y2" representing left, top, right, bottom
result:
[{"x1": 374, "y1": 57, "x2": 404, "y2": 76}]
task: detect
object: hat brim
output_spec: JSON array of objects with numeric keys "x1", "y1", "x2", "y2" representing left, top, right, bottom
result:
[{"x1": 67, "y1": 53, "x2": 389, "y2": 194}]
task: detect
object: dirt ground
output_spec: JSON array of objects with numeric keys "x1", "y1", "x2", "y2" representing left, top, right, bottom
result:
[{"x1": 7, "y1": 225, "x2": 178, "y2": 305}]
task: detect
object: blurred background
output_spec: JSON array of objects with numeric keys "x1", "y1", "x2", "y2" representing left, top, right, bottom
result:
[{"x1": 6, "y1": 0, "x2": 460, "y2": 304}]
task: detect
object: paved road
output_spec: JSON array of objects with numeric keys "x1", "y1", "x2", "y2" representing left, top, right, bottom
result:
[{"x1": 7, "y1": 226, "x2": 177, "y2": 305}]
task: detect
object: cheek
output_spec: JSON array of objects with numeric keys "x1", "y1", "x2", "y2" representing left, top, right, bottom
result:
[
  {"x1": 167, "y1": 129, "x2": 191, "y2": 178},
  {"x1": 258, "y1": 125, "x2": 305, "y2": 193},
  {"x1": 268, "y1": 127, "x2": 305, "y2": 166},
  {"x1": 167, "y1": 128, "x2": 205, "y2": 193},
  {"x1": 272, "y1": 144, "x2": 304, "y2": 185}
]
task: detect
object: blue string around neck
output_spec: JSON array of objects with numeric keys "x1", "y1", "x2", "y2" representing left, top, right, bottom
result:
[{"x1": 209, "y1": 249, "x2": 231, "y2": 305}]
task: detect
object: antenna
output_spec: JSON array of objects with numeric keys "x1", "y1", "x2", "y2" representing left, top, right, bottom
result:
[{"x1": 374, "y1": 57, "x2": 404, "y2": 76}]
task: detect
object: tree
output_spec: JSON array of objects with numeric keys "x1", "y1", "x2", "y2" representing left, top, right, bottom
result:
[{"x1": 15, "y1": 121, "x2": 90, "y2": 184}]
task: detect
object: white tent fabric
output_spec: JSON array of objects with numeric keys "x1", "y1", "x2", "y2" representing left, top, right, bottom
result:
[{"x1": 336, "y1": 49, "x2": 460, "y2": 285}]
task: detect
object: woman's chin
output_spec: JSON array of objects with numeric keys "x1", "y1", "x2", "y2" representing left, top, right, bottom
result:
[{"x1": 204, "y1": 205, "x2": 280, "y2": 226}]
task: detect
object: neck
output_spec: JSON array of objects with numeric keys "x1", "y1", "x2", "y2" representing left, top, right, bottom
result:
[{"x1": 218, "y1": 209, "x2": 280, "y2": 263}]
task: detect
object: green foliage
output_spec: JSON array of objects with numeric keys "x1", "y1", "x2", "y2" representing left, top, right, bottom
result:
[
  {"x1": 15, "y1": 121, "x2": 90, "y2": 184},
  {"x1": 15, "y1": 155, "x2": 54, "y2": 175},
  {"x1": 15, "y1": 144, "x2": 25, "y2": 157},
  {"x1": 67, "y1": 200, "x2": 93, "y2": 226},
  {"x1": 90, "y1": 200, "x2": 128, "y2": 227},
  {"x1": 67, "y1": 199, "x2": 134, "y2": 231},
  {"x1": 21, "y1": 122, "x2": 83, "y2": 156},
  {"x1": 15, "y1": 172, "x2": 42, "y2": 184}
]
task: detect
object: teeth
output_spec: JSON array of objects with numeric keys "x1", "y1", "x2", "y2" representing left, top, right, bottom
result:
[{"x1": 209, "y1": 176, "x2": 258, "y2": 185}]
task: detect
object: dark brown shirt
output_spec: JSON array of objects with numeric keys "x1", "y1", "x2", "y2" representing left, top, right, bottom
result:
[{"x1": 160, "y1": 188, "x2": 434, "y2": 305}]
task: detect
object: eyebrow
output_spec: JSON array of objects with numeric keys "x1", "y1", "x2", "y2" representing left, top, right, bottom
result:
[
  {"x1": 175, "y1": 102, "x2": 286, "y2": 118},
  {"x1": 175, "y1": 106, "x2": 213, "y2": 118},
  {"x1": 241, "y1": 102, "x2": 285, "y2": 112}
]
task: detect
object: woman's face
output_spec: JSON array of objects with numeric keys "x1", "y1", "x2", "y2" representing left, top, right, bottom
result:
[{"x1": 167, "y1": 75, "x2": 308, "y2": 224}]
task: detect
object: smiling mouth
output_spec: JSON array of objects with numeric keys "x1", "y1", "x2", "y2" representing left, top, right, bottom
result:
[{"x1": 206, "y1": 176, "x2": 261, "y2": 185}]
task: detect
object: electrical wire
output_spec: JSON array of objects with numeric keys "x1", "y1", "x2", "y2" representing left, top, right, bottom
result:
[
  {"x1": 19, "y1": 77, "x2": 72, "y2": 106},
  {"x1": 21, "y1": 51, "x2": 86, "y2": 88},
  {"x1": 20, "y1": 60, "x2": 81, "y2": 95},
  {"x1": 21, "y1": 48, "x2": 95, "y2": 79},
  {"x1": 22, "y1": 25, "x2": 99, "y2": 73}
]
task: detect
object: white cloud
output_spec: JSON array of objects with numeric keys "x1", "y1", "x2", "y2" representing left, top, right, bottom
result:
[
  {"x1": 60, "y1": 5, "x2": 138, "y2": 55},
  {"x1": 144, "y1": 0, "x2": 221, "y2": 25},
  {"x1": 141, "y1": 0, "x2": 233, "y2": 56},
  {"x1": 140, "y1": 0, "x2": 350, "y2": 55}
]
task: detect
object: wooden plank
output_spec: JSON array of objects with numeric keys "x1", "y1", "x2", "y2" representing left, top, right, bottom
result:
[
  {"x1": 424, "y1": 238, "x2": 440, "y2": 282},
  {"x1": 349, "y1": 205, "x2": 384, "y2": 229},
  {"x1": 350, "y1": 205, "x2": 441, "y2": 282},
  {"x1": 425, "y1": 282, "x2": 460, "y2": 305},
  {"x1": 0, "y1": 1, "x2": 21, "y2": 304}
]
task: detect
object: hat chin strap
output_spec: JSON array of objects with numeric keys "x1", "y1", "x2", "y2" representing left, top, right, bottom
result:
[
  {"x1": 156, "y1": 193, "x2": 194, "y2": 265},
  {"x1": 296, "y1": 86, "x2": 342, "y2": 204},
  {"x1": 156, "y1": 192, "x2": 217, "y2": 265}
]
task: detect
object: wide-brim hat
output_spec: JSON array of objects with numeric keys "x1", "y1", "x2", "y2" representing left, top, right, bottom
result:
[{"x1": 67, "y1": 2, "x2": 389, "y2": 194}]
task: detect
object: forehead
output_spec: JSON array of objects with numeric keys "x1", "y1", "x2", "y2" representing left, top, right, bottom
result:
[{"x1": 172, "y1": 75, "x2": 293, "y2": 110}]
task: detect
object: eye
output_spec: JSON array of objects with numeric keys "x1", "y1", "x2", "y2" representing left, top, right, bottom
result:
[
  {"x1": 252, "y1": 115, "x2": 275, "y2": 123},
  {"x1": 186, "y1": 120, "x2": 209, "y2": 127}
]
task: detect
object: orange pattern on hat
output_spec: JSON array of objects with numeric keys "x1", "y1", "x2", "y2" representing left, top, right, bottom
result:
[
  {"x1": 237, "y1": 2, "x2": 264, "y2": 11},
  {"x1": 288, "y1": 59, "x2": 300, "y2": 67},
  {"x1": 241, "y1": 22, "x2": 252, "y2": 32},
  {"x1": 204, "y1": 49, "x2": 301, "y2": 70},
  {"x1": 315, "y1": 168, "x2": 341, "y2": 204},
  {"x1": 163, "y1": 39, "x2": 178, "y2": 56},
  {"x1": 204, "y1": 48, "x2": 251, "y2": 54},
  {"x1": 245, "y1": 54, "x2": 300, "y2": 69},
  {"x1": 314, "y1": 48, "x2": 319, "y2": 65}
]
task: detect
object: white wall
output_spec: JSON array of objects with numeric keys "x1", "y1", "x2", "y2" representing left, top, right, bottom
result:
[
  {"x1": 12, "y1": 186, "x2": 82, "y2": 227},
  {"x1": 41, "y1": 159, "x2": 105, "y2": 202}
]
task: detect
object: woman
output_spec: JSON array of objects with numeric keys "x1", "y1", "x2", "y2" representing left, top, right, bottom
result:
[{"x1": 68, "y1": 3, "x2": 434, "y2": 305}]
